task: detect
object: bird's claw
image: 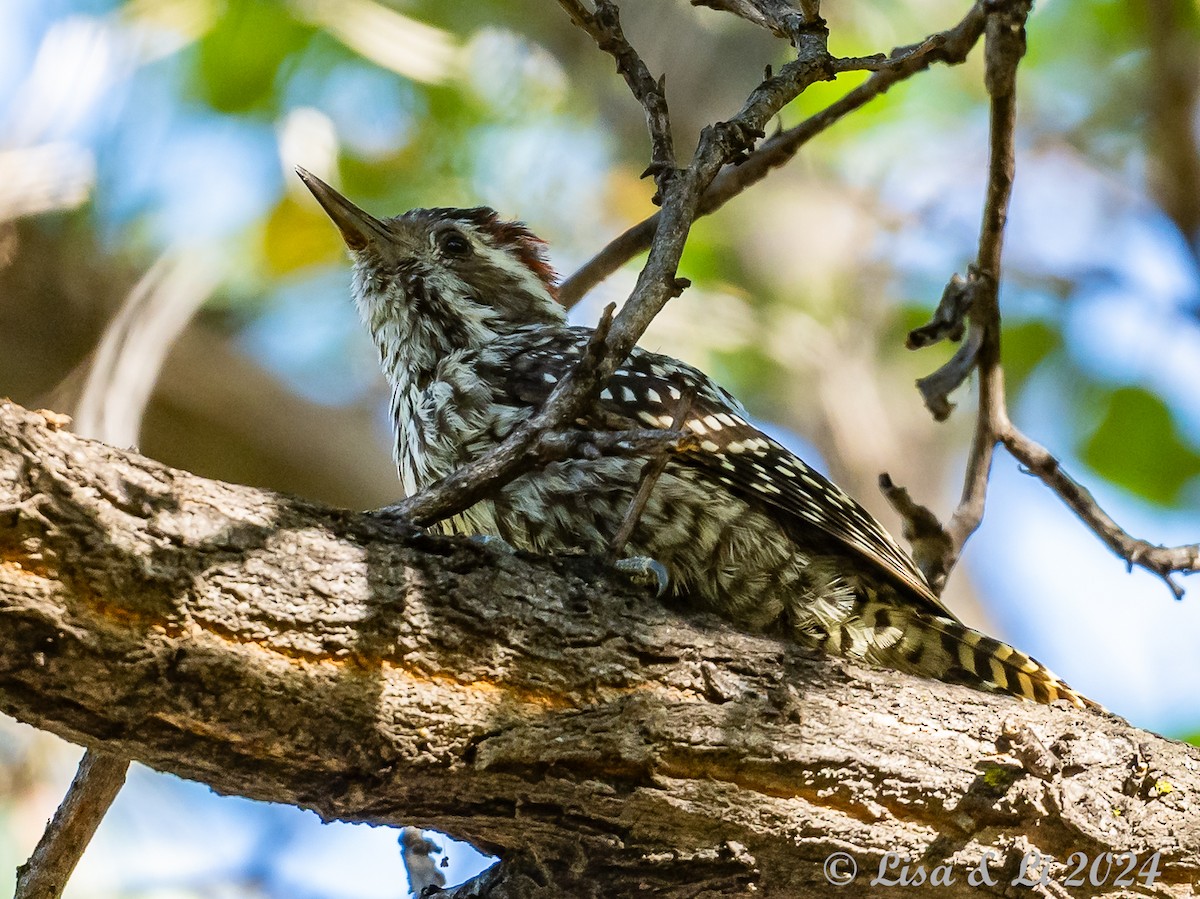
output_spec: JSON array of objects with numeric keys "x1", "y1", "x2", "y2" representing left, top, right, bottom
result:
[
  {"x1": 614, "y1": 556, "x2": 671, "y2": 598},
  {"x1": 469, "y1": 534, "x2": 517, "y2": 554}
]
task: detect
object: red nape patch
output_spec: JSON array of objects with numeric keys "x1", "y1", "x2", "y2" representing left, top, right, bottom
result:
[{"x1": 489, "y1": 219, "x2": 560, "y2": 299}]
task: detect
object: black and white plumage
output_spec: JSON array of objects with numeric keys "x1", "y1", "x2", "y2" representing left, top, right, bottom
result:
[{"x1": 297, "y1": 167, "x2": 1093, "y2": 709}]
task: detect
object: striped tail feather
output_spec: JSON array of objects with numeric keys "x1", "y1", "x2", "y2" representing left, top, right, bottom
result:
[{"x1": 843, "y1": 603, "x2": 1099, "y2": 710}]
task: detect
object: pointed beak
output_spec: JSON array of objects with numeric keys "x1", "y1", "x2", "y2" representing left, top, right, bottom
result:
[{"x1": 295, "y1": 167, "x2": 390, "y2": 252}]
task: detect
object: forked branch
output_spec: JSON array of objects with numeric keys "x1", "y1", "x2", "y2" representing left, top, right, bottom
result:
[
  {"x1": 899, "y1": 0, "x2": 1199, "y2": 597},
  {"x1": 558, "y1": 2, "x2": 989, "y2": 307}
]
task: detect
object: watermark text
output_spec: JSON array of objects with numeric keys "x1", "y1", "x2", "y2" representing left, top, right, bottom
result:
[{"x1": 821, "y1": 849, "x2": 1163, "y2": 888}]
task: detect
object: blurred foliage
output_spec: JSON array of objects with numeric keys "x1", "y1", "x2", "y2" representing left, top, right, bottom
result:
[
  {"x1": 1002, "y1": 318, "x2": 1062, "y2": 395},
  {"x1": 194, "y1": 1, "x2": 316, "y2": 114},
  {"x1": 261, "y1": 193, "x2": 343, "y2": 274},
  {"x1": 1082, "y1": 386, "x2": 1200, "y2": 507}
]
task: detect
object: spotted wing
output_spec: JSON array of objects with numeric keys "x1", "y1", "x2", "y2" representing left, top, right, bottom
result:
[{"x1": 496, "y1": 326, "x2": 946, "y2": 614}]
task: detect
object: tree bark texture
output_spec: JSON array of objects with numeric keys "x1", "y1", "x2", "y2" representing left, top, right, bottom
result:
[{"x1": 1, "y1": 399, "x2": 1198, "y2": 897}]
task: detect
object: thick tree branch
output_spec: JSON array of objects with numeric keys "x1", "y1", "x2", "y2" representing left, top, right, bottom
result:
[{"x1": 3, "y1": 403, "x2": 1200, "y2": 897}]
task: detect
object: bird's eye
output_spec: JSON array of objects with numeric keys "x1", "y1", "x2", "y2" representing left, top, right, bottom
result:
[{"x1": 439, "y1": 231, "x2": 471, "y2": 257}]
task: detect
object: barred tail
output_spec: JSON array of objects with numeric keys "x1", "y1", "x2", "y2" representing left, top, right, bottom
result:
[{"x1": 828, "y1": 603, "x2": 1099, "y2": 710}]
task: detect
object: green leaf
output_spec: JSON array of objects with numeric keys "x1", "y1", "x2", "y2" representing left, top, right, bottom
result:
[
  {"x1": 1003, "y1": 319, "x2": 1061, "y2": 393},
  {"x1": 1079, "y1": 386, "x2": 1200, "y2": 506},
  {"x1": 711, "y1": 346, "x2": 789, "y2": 421},
  {"x1": 194, "y1": 0, "x2": 315, "y2": 114}
]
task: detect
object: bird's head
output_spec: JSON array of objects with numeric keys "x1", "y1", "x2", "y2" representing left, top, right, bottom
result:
[{"x1": 297, "y1": 168, "x2": 565, "y2": 381}]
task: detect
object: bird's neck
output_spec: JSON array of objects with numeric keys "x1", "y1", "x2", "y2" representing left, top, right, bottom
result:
[{"x1": 356, "y1": 288, "x2": 492, "y2": 391}]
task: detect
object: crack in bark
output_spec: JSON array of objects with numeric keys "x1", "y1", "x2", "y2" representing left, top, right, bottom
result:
[{"x1": 3, "y1": 399, "x2": 1200, "y2": 896}]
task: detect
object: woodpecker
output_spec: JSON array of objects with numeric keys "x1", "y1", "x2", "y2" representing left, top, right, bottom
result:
[{"x1": 297, "y1": 168, "x2": 1094, "y2": 710}]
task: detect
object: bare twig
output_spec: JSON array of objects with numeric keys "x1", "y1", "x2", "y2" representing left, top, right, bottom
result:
[
  {"x1": 913, "y1": 326, "x2": 984, "y2": 422},
  {"x1": 387, "y1": 304, "x2": 619, "y2": 525},
  {"x1": 1000, "y1": 426, "x2": 1200, "y2": 599},
  {"x1": 536, "y1": 426, "x2": 693, "y2": 465},
  {"x1": 380, "y1": 311, "x2": 687, "y2": 528},
  {"x1": 14, "y1": 751, "x2": 128, "y2": 899},
  {"x1": 943, "y1": 4, "x2": 1027, "y2": 557},
  {"x1": 556, "y1": 0, "x2": 677, "y2": 203},
  {"x1": 607, "y1": 388, "x2": 695, "y2": 560},
  {"x1": 907, "y1": 272, "x2": 972, "y2": 349},
  {"x1": 831, "y1": 30, "x2": 959, "y2": 75},
  {"x1": 558, "y1": 2, "x2": 989, "y2": 307},
  {"x1": 691, "y1": 0, "x2": 820, "y2": 45},
  {"x1": 908, "y1": 271, "x2": 983, "y2": 420},
  {"x1": 878, "y1": 474, "x2": 955, "y2": 595}
]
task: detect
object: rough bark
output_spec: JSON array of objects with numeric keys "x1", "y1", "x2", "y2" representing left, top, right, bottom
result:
[{"x1": 1, "y1": 398, "x2": 1198, "y2": 897}]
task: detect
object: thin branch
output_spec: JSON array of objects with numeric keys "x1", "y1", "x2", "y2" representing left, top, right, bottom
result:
[
  {"x1": 14, "y1": 751, "x2": 129, "y2": 899},
  {"x1": 536, "y1": 426, "x2": 694, "y2": 465},
  {"x1": 908, "y1": 271, "x2": 982, "y2": 420},
  {"x1": 831, "y1": 29, "x2": 963, "y2": 74},
  {"x1": 944, "y1": 4, "x2": 1028, "y2": 557},
  {"x1": 558, "y1": 2, "x2": 989, "y2": 307},
  {"x1": 906, "y1": 2, "x2": 1029, "y2": 568},
  {"x1": 380, "y1": 305, "x2": 690, "y2": 528},
  {"x1": 1000, "y1": 425, "x2": 1200, "y2": 599},
  {"x1": 878, "y1": 474, "x2": 954, "y2": 595},
  {"x1": 556, "y1": 0, "x2": 677, "y2": 204},
  {"x1": 907, "y1": 272, "x2": 972, "y2": 349},
  {"x1": 607, "y1": 388, "x2": 695, "y2": 560},
  {"x1": 913, "y1": 325, "x2": 984, "y2": 422},
  {"x1": 690, "y1": 0, "x2": 820, "y2": 44},
  {"x1": 385, "y1": 304, "x2": 619, "y2": 526}
]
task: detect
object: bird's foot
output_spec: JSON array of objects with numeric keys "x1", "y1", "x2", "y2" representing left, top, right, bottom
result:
[
  {"x1": 469, "y1": 533, "x2": 518, "y2": 554},
  {"x1": 614, "y1": 556, "x2": 671, "y2": 598}
]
